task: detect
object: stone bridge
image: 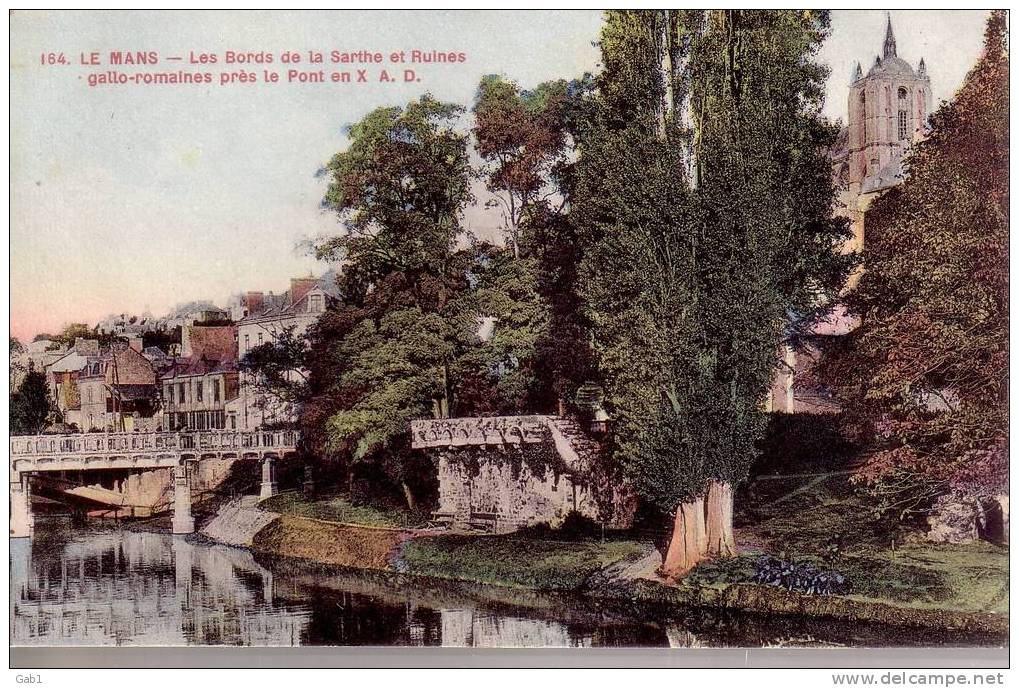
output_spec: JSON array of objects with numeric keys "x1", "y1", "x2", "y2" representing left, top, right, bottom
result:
[{"x1": 9, "y1": 430, "x2": 299, "y2": 539}]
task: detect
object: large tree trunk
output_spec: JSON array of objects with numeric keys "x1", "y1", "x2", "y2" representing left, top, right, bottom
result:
[
  {"x1": 705, "y1": 480, "x2": 737, "y2": 557},
  {"x1": 661, "y1": 496, "x2": 707, "y2": 578}
]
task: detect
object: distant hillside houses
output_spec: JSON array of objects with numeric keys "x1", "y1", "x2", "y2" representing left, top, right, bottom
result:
[
  {"x1": 20, "y1": 270, "x2": 341, "y2": 434},
  {"x1": 95, "y1": 301, "x2": 229, "y2": 336}
]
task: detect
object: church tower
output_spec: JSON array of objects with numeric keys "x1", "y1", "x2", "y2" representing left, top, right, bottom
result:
[
  {"x1": 769, "y1": 14, "x2": 934, "y2": 414},
  {"x1": 835, "y1": 13, "x2": 933, "y2": 268}
]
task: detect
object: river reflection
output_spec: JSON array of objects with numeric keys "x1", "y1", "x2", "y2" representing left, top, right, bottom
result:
[
  {"x1": 11, "y1": 523, "x2": 309, "y2": 646},
  {"x1": 10, "y1": 521, "x2": 665, "y2": 647},
  {"x1": 10, "y1": 520, "x2": 1004, "y2": 648}
]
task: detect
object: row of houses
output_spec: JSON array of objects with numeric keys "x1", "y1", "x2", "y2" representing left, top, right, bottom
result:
[{"x1": 36, "y1": 272, "x2": 339, "y2": 433}]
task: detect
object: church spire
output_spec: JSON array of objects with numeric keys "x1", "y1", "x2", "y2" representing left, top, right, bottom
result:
[{"x1": 883, "y1": 12, "x2": 897, "y2": 58}]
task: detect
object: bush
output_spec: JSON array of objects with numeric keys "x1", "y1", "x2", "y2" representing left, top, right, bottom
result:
[
  {"x1": 516, "y1": 511, "x2": 600, "y2": 541},
  {"x1": 559, "y1": 511, "x2": 600, "y2": 539},
  {"x1": 751, "y1": 555, "x2": 850, "y2": 596}
]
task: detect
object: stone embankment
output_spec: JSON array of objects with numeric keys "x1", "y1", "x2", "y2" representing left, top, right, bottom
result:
[
  {"x1": 200, "y1": 496, "x2": 280, "y2": 547},
  {"x1": 251, "y1": 515, "x2": 421, "y2": 570}
]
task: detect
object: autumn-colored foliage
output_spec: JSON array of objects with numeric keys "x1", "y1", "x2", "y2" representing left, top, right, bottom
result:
[{"x1": 821, "y1": 11, "x2": 1008, "y2": 514}]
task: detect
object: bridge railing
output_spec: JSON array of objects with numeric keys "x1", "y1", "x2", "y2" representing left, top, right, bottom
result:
[{"x1": 10, "y1": 430, "x2": 299, "y2": 458}]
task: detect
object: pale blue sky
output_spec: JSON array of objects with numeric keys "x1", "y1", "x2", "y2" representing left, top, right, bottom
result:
[{"x1": 9, "y1": 10, "x2": 990, "y2": 341}]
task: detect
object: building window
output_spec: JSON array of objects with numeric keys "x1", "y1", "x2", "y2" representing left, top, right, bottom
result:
[
  {"x1": 257, "y1": 332, "x2": 263, "y2": 345},
  {"x1": 898, "y1": 110, "x2": 908, "y2": 140},
  {"x1": 244, "y1": 334, "x2": 250, "y2": 354},
  {"x1": 213, "y1": 379, "x2": 221, "y2": 402},
  {"x1": 196, "y1": 380, "x2": 203, "y2": 402},
  {"x1": 309, "y1": 294, "x2": 323, "y2": 312},
  {"x1": 166, "y1": 384, "x2": 173, "y2": 405},
  {"x1": 898, "y1": 87, "x2": 908, "y2": 101},
  {"x1": 179, "y1": 382, "x2": 185, "y2": 402},
  {"x1": 859, "y1": 92, "x2": 867, "y2": 144}
]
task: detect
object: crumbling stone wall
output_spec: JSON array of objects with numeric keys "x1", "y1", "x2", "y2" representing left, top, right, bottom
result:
[
  {"x1": 434, "y1": 449, "x2": 599, "y2": 533},
  {"x1": 413, "y1": 415, "x2": 636, "y2": 533}
]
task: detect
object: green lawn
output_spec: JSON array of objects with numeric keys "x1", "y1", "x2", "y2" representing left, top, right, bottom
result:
[
  {"x1": 402, "y1": 534, "x2": 650, "y2": 590},
  {"x1": 683, "y1": 469, "x2": 1010, "y2": 615},
  {"x1": 840, "y1": 541, "x2": 1008, "y2": 613},
  {"x1": 259, "y1": 491, "x2": 425, "y2": 528}
]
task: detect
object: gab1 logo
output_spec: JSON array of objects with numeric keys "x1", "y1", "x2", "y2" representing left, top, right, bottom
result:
[{"x1": 16, "y1": 675, "x2": 44, "y2": 684}]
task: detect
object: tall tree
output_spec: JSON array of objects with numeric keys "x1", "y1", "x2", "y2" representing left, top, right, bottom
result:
[
  {"x1": 472, "y1": 74, "x2": 599, "y2": 411},
  {"x1": 308, "y1": 95, "x2": 475, "y2": 508},
  {"x1": 473, "y1": 75, "x2": 575, "y2": 258},
  {"x1": 11, "y1": 365, "x2": 51, "y2": 435},
  {"x1": 820, "y1": 11, "x2": 1008, "y2": 519},
  {"x1": 578, "y1": 10, "x2": 852, "y2": 577}
]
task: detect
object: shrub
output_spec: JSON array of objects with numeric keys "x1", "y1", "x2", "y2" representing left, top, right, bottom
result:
[{"x1": 751, "y1": 555, "x2": 850, "y2": 596}]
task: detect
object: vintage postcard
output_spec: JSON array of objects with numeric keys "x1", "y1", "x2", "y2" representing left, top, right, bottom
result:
[{"x1": 7, "y1": 8, "x2": 1009, "y2": 667}]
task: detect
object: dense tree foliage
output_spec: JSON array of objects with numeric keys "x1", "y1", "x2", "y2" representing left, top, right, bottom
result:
[
  {"x1": 305, "y1": 81, "x2": 598, "y2": 506},
  {"x1": 819, "y1": 11, "x2": 1009, "y2": 517},
  {"x1": 304, "y1": 96, "x2": 476, "y2": 508},
  {"x1": 11, "y1": 366, "x2": 51, "y2": 435},
  {"x1": 577, "y1": 10, "x2": 853, "y2": 576},
  {"x1": 473, "y1": 75, "x2": 575, "y2": 257},
  {"x1": 472, "y1": 74, "x2": 599, "y2": 411}
]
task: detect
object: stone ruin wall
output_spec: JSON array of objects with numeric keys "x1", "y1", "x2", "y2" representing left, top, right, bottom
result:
[
  {"x1": 412, "y1": 415, "x2": 635, "y2": 533},
  {"x1": 435, "y1": 450, "x2": 600, "y2": 533}
]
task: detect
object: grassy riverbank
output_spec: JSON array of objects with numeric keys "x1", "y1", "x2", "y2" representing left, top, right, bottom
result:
[
  {"x1": 401, "y1": 534, "x2": 649, "y2": 590},
  {"x1": 252, "y1": 514, "x2": 409, "y2": 570},
  {"x1": 259, "y1": 491, "x2": 425, "y2": 528},
  {"x1": 730, "y1": 464, "x2": 1010, "y2": 616},
  {"x1": 238, "y1": 467, "x2": 1007, "y2": 633}
]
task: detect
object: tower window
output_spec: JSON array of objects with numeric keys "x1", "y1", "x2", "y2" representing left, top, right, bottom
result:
[
  {"x1": 898, "y1": 111, "x2": 908, "y2": 140},
  {"x1": 898, "y1": 87, "x2": 908, "y2": 101},
  {"x1": 859, "y1": 92, "x2": 868, "y2": 144}
]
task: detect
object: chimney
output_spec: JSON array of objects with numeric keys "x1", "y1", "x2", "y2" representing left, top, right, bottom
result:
[
  {"x1": 290, "y1": 277, "x2": 318, "y2": 304},
  {"x1": 244, "y1": 291, "x2": 265, "y2": 314},
  {"x1": 181, "y1": 325, "x2": 193, "y2": 358},
  {"x1": 127, "y1": 334, "x2": 143, "y2": 353}
]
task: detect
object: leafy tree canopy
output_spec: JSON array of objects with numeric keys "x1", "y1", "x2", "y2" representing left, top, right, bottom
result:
[
  {"x1": 11, "y1": 368, "x2": 50, "y2": 435},
  {"x1": 820, "y1": 10, "x2": 1009, "y2": 514}
]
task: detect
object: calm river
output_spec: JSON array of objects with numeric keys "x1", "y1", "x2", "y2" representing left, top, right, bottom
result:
[{"x1": 9, "y1": 519, "x2": 999, "y2": 648}]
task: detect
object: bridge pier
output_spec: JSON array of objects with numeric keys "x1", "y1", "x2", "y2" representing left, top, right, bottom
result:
[
  {"x1": 10, "y1": 475, "x2": 34, "y2": 539},
  {"x1": 259, "y1": 456, "x2": 278, "y2": 501},
  {"x1": 9, "y1": 430, "x2": 301, "y2": 537},
  {"x1": 172, "y1": 463, "x2": 195, "y2": 535}
]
